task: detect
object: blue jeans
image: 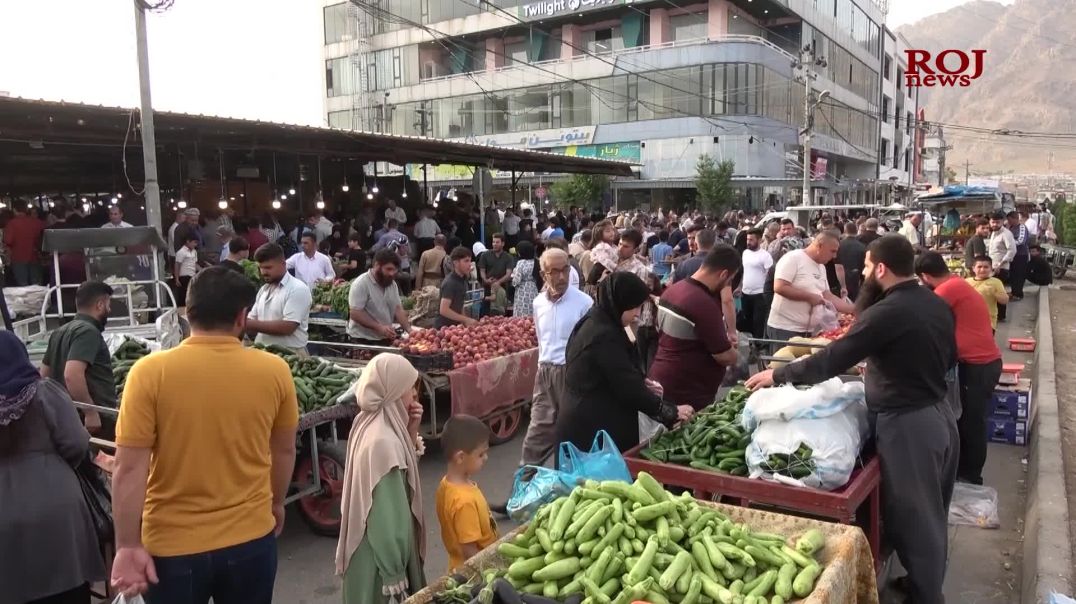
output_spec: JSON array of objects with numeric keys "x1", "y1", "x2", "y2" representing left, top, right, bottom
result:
[{"x1": 146, "y1": 532, "x2": 277, "y2": 604}]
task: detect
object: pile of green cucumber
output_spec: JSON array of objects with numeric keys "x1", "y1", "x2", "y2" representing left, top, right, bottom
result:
[
  {"x1": 251, "y1": 343, "x2": 358, "y2": 413},
  {"x1": 639, "y1": 386, "x2": 752, "y2": 476},
  {"x1": 112, "y1": 337, "x2": 151, "y2": 396},
  {"x1": 494, "y1": 473, "x2": 826, "y2": 604}
]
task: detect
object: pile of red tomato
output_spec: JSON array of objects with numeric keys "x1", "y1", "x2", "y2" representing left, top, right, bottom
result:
[{"x1": 395, "y1": 316, "x2": 538, "y2": 369}]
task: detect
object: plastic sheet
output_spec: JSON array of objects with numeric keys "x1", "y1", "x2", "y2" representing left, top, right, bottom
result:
[
  {"x1": 447, "y1": 348, "x2": 538, "y2": 418},
  {"x1": 948, "y1": 482, "x2": 1000, "y2": 528}
]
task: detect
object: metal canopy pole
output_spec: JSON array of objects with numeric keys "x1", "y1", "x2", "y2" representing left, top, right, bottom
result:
[{"x1": 133, "y1": 1, "x2": 163, "y2": 235}]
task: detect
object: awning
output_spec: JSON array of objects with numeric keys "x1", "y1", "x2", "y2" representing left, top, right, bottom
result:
[{"x1": 42, "y1": 226, "x2": 167, "y2": 252}]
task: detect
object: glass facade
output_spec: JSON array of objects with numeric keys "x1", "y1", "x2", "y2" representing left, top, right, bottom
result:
[
  {"x1": 811, "y1": 0, "x2": 879, "y2": 56},
  {"x1": 380, "y1": 61, "x2": 876, "y2": 154},
  {"x1": 324, "y1": 3, "x2": 349, "y2": 44}
]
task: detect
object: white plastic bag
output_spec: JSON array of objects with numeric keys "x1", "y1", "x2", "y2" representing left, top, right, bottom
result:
[
  {"x1": 948, "y1": 482, "x2": 1000, "y2": 528},
  {"x1": 2, "y1": 285, "x2": 48, "y2": 316},
  {"x1": 112, "y1": 595, "x2": 146, "y2": 604},
  {"x1": 809, "y1": 301, "x2": 840, "y2": 335},
  {"x1": 743, "y1": 379, "x2": 869, "y2": 490},
  {"x1": 103, "y1": 333, "x2": 161, "y2": 357},
  {"x1": 741, "y1": 378, "x2": 865, "y2": 429},
  {"x1": 1049, "y1": 592, "x2": 1076, "y2": 604}
]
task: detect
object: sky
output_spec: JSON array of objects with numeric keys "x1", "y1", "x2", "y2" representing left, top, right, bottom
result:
[{"x1": 0, "y1": 0, "x2": 1013, "y2": 127}]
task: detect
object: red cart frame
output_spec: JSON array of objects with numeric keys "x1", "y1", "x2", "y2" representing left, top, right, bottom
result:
[{"x1": 623, "y1": 442, "x2": 883, "y2": 569}]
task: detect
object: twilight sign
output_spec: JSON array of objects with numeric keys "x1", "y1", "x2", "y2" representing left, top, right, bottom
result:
[{"x1": 519, "y1": 0, "x2": 619, "y2": 20}]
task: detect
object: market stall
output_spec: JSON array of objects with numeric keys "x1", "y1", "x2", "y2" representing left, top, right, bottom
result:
[
  {"x1": 315, "y1": 315, "x2": 539, "y2": 444},
  {"x1": 622, "y1": 383, "x2": 882, "y2": 569},
  {"x1": 410, "y1": 477, "x2": 878, "y2": 604}
]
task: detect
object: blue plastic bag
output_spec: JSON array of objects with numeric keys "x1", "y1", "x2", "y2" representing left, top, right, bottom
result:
[
  {"x1": 557, "y1": 430, "x2": 631, "y2": 483},
  {"x1": 506, "y1": 465, "x2": 574, "y2": 523}
]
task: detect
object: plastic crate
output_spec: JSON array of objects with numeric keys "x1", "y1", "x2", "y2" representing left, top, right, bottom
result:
[
  {"x1": 998, "y1": 363, "x2": 1024, "y2": 386},
  {"x1": 1008, "y1": 338, "x2": 1037, "y2": 352}
]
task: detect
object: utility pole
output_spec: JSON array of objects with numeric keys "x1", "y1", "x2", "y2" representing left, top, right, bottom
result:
[
  {"x1": 415, "y1": 105, "x2": 431, "y2": 137},
  {"x1": 965, "y1": 159, "x2": 971, "y2": 186},
  {"x1": 133, "y1": 1, "x2": 162, "y2": 235},
  {"x1": 794, "y1": 44, "x2": 828, "y2": 206}
]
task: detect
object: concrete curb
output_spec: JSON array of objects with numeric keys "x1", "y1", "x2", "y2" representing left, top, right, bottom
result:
[{"x1": 1023, "y1": 289, "x2": 1073, "y2": 602}]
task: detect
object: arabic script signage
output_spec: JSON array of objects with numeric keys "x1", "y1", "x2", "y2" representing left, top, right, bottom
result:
[
  {"x1": 550, "y1": 141, "x2": 641, "y2": 163},
  {"x1": 518, "y1": 0, "x2": 620, "y2": 20},
  {"x1": 453, "y1": 126, "x2": 596, "y2": 150}
]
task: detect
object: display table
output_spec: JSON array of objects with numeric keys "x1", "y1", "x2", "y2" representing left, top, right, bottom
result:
[
  {"x1": 405, "y1": 499, "x2": 879, "y2": 604},
  {"x1": 623, "y1": 443, "x2": 883, "y2": 569}
]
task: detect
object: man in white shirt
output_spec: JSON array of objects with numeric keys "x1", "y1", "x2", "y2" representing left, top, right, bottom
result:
[
  {"x1": 384, "y1": 199, "x2": 407, "y2": 225},
  {"x1": 899, "y1": 212, "x2": 927, "y2": 252},
  {"x1": 247, "y1": 243, "x2": 312, "y2": 353},
  {"x1": 988, "y1": 211, "x2": 1017, "y2": 322},
  {"x1": 767, "y1": 231, "x2": 854, "y2": 342},
  {"x1": 312, "y1": 210, "x2": 333, "y2": 244},
  {"x1": 166, "y1": 209, "x2": 184, "y2": 260},
  {"x1": 413, "y1": 206, "x2": 441, "y2": 255},
  {"x1": 521, "y1": 248, "x2": 593, "y2": 468},
  {"x1": 286, "y1": 233, "x2": 336, "y2": 288},
  {"x1": 739, "y1": 228, "x2": 773, "y2": 339},
  {"x1": 173, "y1": 232, "x2": 200, "y2": 305},
  {"x1": 502, "y1": 208, "x2": 521, "y2": 248},
  {"x1": 102, "y1": 206, "x2": 133, "y2": 228}
]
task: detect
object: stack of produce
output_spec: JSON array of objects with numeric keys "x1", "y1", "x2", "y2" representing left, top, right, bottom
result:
[
  {"x1": 638, "y1": 386, "x2": 752, "y2": 476},
  {"x1": 311, "y1": 279, "x2": 351, "y2": 316},
  {"x1": 757, "y1": 443, "x2": 816, "y2": 480},
  {"x1": 111, "y1": 337, "x2": 152, "y2": 397},
  {"x1": 394, "y1": 316, "x2": 537, "y2": 369},
  {"x1": 454, "y1": 474, "x2": 825, "y2": 604},
  {"x1": 251, "y1": 343, "x2": 359, "y2": 413},
  {"x1": 238, "y1": 259, "x2": 262, "y2": 286}
]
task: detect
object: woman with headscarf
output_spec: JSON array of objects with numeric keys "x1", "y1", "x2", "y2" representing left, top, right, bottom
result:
[
  {"x1": 510, "y1": 241, "x2": 541, "y2": 317},
  {"x1": 0, "y1": 331, "x2": 105, "y2": 604},
  {"x1": 337, "y1": 353, "x2": 426, "y2": 604},
  {"x1": 555, "y1": 273, "x2": 694, "y2": 452}
]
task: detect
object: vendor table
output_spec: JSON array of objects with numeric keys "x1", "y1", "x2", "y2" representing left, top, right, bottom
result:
[{"x1": 623, "y1": 442, "x2": 883, "y2": 569}]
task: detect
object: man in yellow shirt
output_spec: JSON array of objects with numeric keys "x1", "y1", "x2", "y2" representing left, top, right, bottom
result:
[
  {"x1": 110, "y1": 266, "x2": 299, "y2": 602},
  {"x1": 967, "y1": 255, "x2": 1010, "y2": 330}
]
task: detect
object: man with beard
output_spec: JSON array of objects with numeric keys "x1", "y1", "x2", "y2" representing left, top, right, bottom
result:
[
  {"x1": 247, "y1": 243, "x2": 313, "y2": 355},
  {"x1": 915, "y1": 251, "x2": 1003, "y2": 486},
  {"x1": 748, "y1": 235, "x2": 958, "y2": 604},
  {"x1": 346, "y1": 248, "x2": 412, "y2": 345},
  {"x1": 738, "y1": 229, "x2": 772, "y2": 339},
  {"x1": 987, "y1": 211, "x2": 1016, "y2": 322},
  {"x1": 649, "y1": 245, "x2": 742, "y2": 410},
  {"x1": 963, "y1": 218, "x2": 990, "y2": 272}
]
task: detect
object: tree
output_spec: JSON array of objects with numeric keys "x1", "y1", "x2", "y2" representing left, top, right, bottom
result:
[
  {"x1": 695, "y1": 154, "x2": 735, "y2": 214},
  {"x1": 549, "y1": 174, "x2": 608, "y2": 211}
]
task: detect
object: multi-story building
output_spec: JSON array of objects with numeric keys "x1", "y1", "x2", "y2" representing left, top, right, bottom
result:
[
  {"x1": 877, "y1": 26, "x2": 918, "y2": 202},
  {"x1": 919, "y1": 115, "x2": 949, "y2": 188},
  {"x1": 322, "y1": 0, "x2": 886, "y2": 210}
]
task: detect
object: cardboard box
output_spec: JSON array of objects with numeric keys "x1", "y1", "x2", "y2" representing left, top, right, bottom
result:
[
  {"x1": 998, "y1": 363, "x2": 1025, "y2": 386},
  {"x1": 986, "y1": 417, "x2": 1027, "y2": 446},
  {"x1": 1008, "y1": 337, "x2": 1037, "y2": 352},
  {"x1": 991, "y1": 379, "x2": 1032, "y2": 420}
]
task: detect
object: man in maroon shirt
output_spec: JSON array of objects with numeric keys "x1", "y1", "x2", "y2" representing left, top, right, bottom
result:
[
  {"x1": 915, "y1": 251, "x2": 1003, "y2": 485},
  {"x1": 649, "y1": 245, "x2": 742, "y2": 409},
  {"x1": 3, "y1": 204, "x2": 45, "y2": 285}
]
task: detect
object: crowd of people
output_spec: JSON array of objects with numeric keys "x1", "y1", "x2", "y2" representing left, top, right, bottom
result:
[{"x1": 0, "y1": 191, "x2": 1059, "y2": 604}]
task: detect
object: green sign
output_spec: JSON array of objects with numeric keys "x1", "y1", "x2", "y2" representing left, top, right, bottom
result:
[{"x1": 549, "y1": 141, "x2": 641, "y2": 163}]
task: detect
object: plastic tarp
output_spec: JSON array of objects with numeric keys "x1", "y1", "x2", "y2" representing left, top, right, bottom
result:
[{"x1": 448, "y1": 347, "x2": 538, "y2": 418}]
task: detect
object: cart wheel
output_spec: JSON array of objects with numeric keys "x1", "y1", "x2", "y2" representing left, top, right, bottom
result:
[
  {"x1": 294, "y1": 441, "x2": 347, "y2": 537},
  {"x1": 486, "y1": 407, "x2": 524, "y2": 446}
]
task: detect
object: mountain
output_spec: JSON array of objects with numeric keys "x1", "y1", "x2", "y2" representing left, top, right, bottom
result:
[{"x1": 896, "y1": 0, "x2": 1076, "y2": 173}]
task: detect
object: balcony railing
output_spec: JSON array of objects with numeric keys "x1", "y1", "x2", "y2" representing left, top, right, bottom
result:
[{"x1": 416, "y1": 34, "x2": 797, "y2": 85}]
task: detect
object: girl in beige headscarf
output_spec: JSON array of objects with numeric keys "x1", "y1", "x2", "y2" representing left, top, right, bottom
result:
[{"x1": 336, "y1": 353, "x2": 426, "y2": 604}]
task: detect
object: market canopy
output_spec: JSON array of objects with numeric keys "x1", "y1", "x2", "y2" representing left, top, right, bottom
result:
[
  {"x1": 0, "y1": 96, "x2": 635, "y2": 194},
  {"x1": 42, "y1": 226, "x2": 167, "y2": 252}
]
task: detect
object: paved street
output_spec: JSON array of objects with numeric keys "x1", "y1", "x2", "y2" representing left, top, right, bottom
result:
[{"x1": 273, "y1": 430, "x2": 525, "y2": 603}]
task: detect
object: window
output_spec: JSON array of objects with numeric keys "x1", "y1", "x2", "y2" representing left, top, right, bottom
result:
[
  {"x1": 328, "y1": 110, "x2": 352, "y2": 130},
  {"x1": 879, "y1": 139, "x2": 889, "y2": 165},
  {"x1": 670, "y1": 13, "x2": 707, "y2": 42},
  {"x1": 883, "y1": 55, "x2": 892, "y2": 80},
  {"x1": 583, "y1": 27, "x2": 624, "y2": 55},
  {"x1": 906, "y1": 112, "x2": 914, "y2": 134},
  {"x1": 904, "y1": 150, "x2": 911, "y2": 173},
  {"x1": 323, "y1": 3, "x2": 349, "y2": 45},
  {"x1": 504, "y1": 41, "x2": 528, "y2": 66},
  {"x1": 896, "y1": 67, "x2": 904, "y2": 90},
  {"x1": 893, "y1": 142, "x2": 899, "y2": 169},
  {"x1": 325, "y1": 57, "x2": 354, "y2": 98}
]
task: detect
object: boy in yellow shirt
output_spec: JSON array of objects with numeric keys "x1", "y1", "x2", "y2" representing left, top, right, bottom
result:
[
  {"x1": 967, "y1": 255, "x2": 1009, "y2": 330},
  {"x1": 436, "y1": 415, "x2": 499, "y2": 571}
]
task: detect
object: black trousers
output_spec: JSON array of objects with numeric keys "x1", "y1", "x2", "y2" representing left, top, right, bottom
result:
[
  {"x1": 1009, "y1": 252, "x2": 1028, "y2": 298},
  {"x1": 957, "y1": 358, "x2": 1004, "y2": 485},
  {"x1": 738, "y1": 293, "x2": 768, "y2": 340},
  {"x1": 996, "y1": 268, "x2": 1010, "y2": 321},
  {"x1": 875, "y1": 403, "x2": 959, "y2": 604}
]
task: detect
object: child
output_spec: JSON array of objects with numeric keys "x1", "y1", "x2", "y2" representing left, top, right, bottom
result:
[
  {"x1": 967, "y1": 255, "x2": 1009, "y2": 331},
  {"x1": 486, "y1": 282, "x2": 508, "y2": 317},
  {"x1": 436, "y1": 415, "x2": 499, "y2": 571}
]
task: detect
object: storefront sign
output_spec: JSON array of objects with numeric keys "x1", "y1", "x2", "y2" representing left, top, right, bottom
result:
[
  {"x1": 455, "y1": 126, "x2": 596, "y2": 150},
  {"x1": 519, "y1": 0, "x2": 619, "y2": 20},
  {"x1": 549, "y1": 141, "x2": 641, "y2": 163}
]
